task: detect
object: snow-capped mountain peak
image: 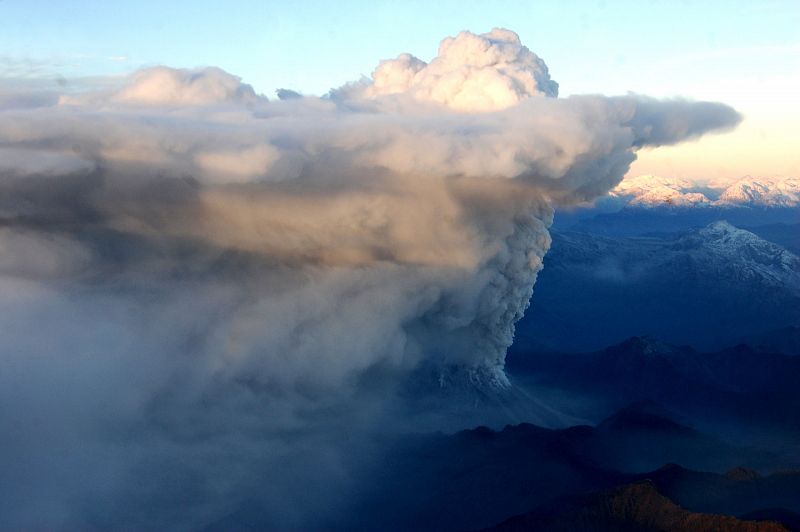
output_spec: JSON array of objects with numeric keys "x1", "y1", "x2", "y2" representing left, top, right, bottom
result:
[
  {"x1": 681, "y1": 221, "x2": 800, "y2": 278},
  {"x1": 632, "y1": 187, "x2": 710, "y2": 207},
  {"x1": 609, "y1": 174, "x2": 799, "y2": 209},
  {"x1": 697, "y1": 219, "x2": 748, "y2": 237},
  {"x1": 610, "y1": 174, "x2": 711, "y2": 207},
  {"x1": 717, "y1": 175, "x2": 800, "y2": 207}
]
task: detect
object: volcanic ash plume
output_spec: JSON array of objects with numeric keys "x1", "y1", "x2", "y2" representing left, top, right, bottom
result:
[{"x1": 0, "y1": 28, "x2": 740, "y2": 528}]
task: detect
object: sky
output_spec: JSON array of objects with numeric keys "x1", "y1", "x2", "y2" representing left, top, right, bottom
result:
[{"x1": 1, "y1": 0, "x2": 798, "y2": 183}]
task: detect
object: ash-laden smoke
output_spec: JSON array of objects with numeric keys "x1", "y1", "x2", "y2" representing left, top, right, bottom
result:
[{"x1": 0, "y1": 28, "x2": 740, "y2": 528}]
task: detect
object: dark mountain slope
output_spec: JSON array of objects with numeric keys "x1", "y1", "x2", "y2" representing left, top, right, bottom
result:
[
  {"x1": 745, "y1": 223, "x2": 800, "y2": 255},
  {"x1": 636, "y1": 464, "x2": 800, "y2": 520},
  {"x1": 562, "y1": 205, "x2": 800, "y2": 238},
  {"x1": 206, "y1": 401, "x2": 799, "y2": 531},
  {"x1": 337, "y1": 403, "x2": 784, "y2": 531},
  {"x1": 514, "y1": 222, "x2": 800, "y2": 352},
  {"x1": 507, "y1": 336, "x2": 800, "y2": 440},
  {"x1": 485, "y1": 481, "x2": 788, "y2": 532}
]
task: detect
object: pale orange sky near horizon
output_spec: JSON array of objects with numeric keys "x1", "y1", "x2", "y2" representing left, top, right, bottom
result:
[
  {"x1": 629, "y1": 121, "x2": 800, "y2": 185},
  {"x1": 618, "y1": 47, "x2": 800, "y2": 186}
]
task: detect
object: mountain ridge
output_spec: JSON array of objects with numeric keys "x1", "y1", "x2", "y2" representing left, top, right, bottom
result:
[
  {"x1": 513, "y1": 221, "x2": 800, "y2": 352},
  {"x1": 609, "y1": 175, "x2": 799, "y2": 209},
  {"x1": 483, "y1": 480, "x2": 789, "y2": 532}
]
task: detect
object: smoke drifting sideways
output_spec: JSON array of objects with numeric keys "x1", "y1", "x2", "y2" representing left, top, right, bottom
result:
[{"x1": 0, "y1": 29, "x2": 740, "y2": 528}]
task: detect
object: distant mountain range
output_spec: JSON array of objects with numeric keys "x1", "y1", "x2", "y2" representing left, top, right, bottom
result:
[
  {"x1": 515, "y1": 221, "x2": 800, "y2": 352},
  {"x1": 562, "y1": 207, "x2": 800, "y2": 238},
  {"x1": 378, "y1": 331, "x2": 800, "y2": 531},
  {"x1": 609, "y1": 175, "x2": 799, "y2": 209},
  {"x1": 553, "y1": 175, "x2": 800, "y2": 237},
  {"x1": 508, "y1": 335, "x2": 800, "y2": 443},
  {"x1": 339, "y1": 401, "x2": 800, "y2": 531}
]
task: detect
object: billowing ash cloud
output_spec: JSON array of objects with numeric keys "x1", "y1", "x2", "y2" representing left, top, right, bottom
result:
[
  {"x1": 338, "y1": 28, "x2": 558, "y2": 111},
  {"x1": 0, "y1": 28, "x2": 740, "y2": 528},
  {"x1": 61, "y1": 65, "x2": 261, "y2": 106}
]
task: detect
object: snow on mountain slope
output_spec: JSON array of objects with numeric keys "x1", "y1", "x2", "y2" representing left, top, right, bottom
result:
[
  {"x1": 674, "y1": 221, "x2": 800, "y2": 289},
  {"x1": 718, "y1": 176, "x2": 800, "y2": 207},
  {"x1": 513, "y1": 221, "x2": 800, "y2": 352},
  {"x1": 610, "y1": 174, "x2": 712, "y2": 207},
  {"x1": 609, "y1": 174, "x2": 799, "y2": 209}
]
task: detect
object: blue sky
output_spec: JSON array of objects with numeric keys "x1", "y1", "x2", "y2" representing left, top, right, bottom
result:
[
  {"x1": 1, "y1": 0, "x2": 796, "y2": 95},
  {"x1": 1, "y1": 0, "x2": 798, "y2": 180}
]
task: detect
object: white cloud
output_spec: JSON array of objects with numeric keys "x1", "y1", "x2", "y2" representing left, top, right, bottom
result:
[
  {"x1": 340, "y1": 28, "x2": 558, "y2": 112},
  {"x1": 60, "y1": 66, "x2": 262, "y2": 107}
]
